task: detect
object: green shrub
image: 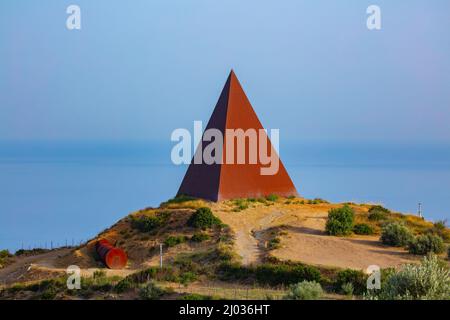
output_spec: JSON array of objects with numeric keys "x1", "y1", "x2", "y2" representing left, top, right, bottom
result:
[
  {"x1": 255, "y1": 264, "x2": 321, "y2": 286},
  {"x1": 369, "y1": 205, "x2": 390, "y2": 214},
  {"x1": 34, "y1": 278, "x2": 66, "y2": 299},
  {"x1": 164, "y1": 194, "x2": 197, "y2": 204},
  {"x1": 0, "y1": 250, "x2": 11, "y2": 259},
  {"x1": 428, "y1": 220, "x2": 450, "y2": 241},
  {"x1": 375, "y1": 255, "x2": 450, "y2": 300},
  {"x1": 15, "y1": 248, "x2": 48, "y2": 256},
  {"x1": 353, "y1": 223, "x2": 374, "y2": 235},
  {"x1": 114, "y1": 277, "x2": 135, "y2": 293},
  {"x1": 265, "y1": 194, "x2": 279, "y2": 202},
  {"x1": 285, "y1": 281, "x2": 323, "y2": 300},
  {"x1": 380, "y1": 222, "x2": 414, "y2": 247},
  {"x1": 187, "y1": 207, "x2": 222, "y2": 229},
  {"x1": 40, "y1": 288, "x2": 57, "y2": 300},
  {"x1": 335, "y1": 269, "x2": 367, "y2": 295},
  {"x1": 308, "y1": 198, "x2": 329, "y2": 204},
  {"x1": 341, "y1": 282, "x2": 354, "y2": 296},
  {"x1": 190, "y1": 233, "x2": 210, "y2": 243},
  {"x1": 124, "y1": 267, "x2": 178, "y2": 285},
  {"x1": 408, "y1": 234, "x2": 445, "y2": 255},
  {"x1": 218, "y1": 263, "x2": 254, "y2": 281},
  {"x1": 368, "y1": 205, "x2": 390, "y2": 221},
  {"x1": 268, "y1": 238, "x2": 281, "y2": 250},
  {"x1": 233, "y1": 199, "x2": 249, "y2": 211},
  {"x1": 179, "y1": 272, "x2": 198, "y2": 285},
  {"x1": 93, "y1": 270, "x2": 107, "y2": 279},
  {"x1": 164, "y1": 235, "x2": 188, "y2": 247},
  {"x1": 218, "y1": 262, "x2": 321, "y2": 286},
  {"x1": 325, "y1": 205, "x2": 355, "y2": 236},
  {"x1": 181, "y1": 293, "x2": 212, "y2": 300},
  {"x1": 139, "y1": 281, "x2": 166, "y2": 300},
  {"x1": 448, "y1": 246, "x2": 450, "y2": 260},
  {"x1": 131, "y1": 211, "x2": 171, "y2": 233},
  {"x1": 368, "y1": 210, "x2": 388, "y2": 221},
  {"x1": 0, "y1": 250, "x2": 13, "y2": 268}
]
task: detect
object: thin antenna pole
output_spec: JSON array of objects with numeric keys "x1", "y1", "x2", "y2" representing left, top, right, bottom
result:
[{"x1": 418, "y1": 202, "x2": 422, "y2": 218}]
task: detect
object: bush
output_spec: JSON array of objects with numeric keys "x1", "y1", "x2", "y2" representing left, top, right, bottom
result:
[
  {"x1": 164, "y1": 235, "x2": 188, "y2": 247},
  {"x1": 265, "y1": 194, "x2": 279, "y2": 202},
  {"x1": 408, "y1": 234, "x2": 445, "y2": 255},
  {"x1": 255, "y1": 264, "x2": 321, "y2": 286},
  {"x1": 285, "y1": 281, "x2": 323, "y2": 300},
  {"x1": 308, "y1": 198, "x2": 329, "y2": 204},
  {"x1": 448, "y1": 246, "x2": 450, "y2": 260},
  {"x1": 368, "y1": 210, "x2": 388, "y2": 221},
  {"x1": 369, "y1": 205, "x2": 390, "y2": 214},
  {"x1": 131, "y1": 211, "x2": 171, "y2": 233},
  {"x1": 93, "y1": 270, "x2": 107, "y2": 279},
  {"x1": 341, "y1": 282, "x2": 354, "y2": 296},
  {"x1": 164, "y1": 194, "x2": 197, "y2": 204},
  {"x1": 179, "y1": 272, "x2": 198, "y2": 285},
  {"x1": 268, "y1": 238, "x2": 281, "y2": 250},
  {"x1": 218, "y1": 263, "x2": 253, "y2": 281},
  {"x1": 376, "y1": 255, "x2": 450, "y2": 300},
  {"x1": 325, "y1": 205, "x2": 355, "y2": 236},
  {"x1": 15, "y1": 248, "x2": 48, "y2": 256},
  {"x1": 218, "y1": 262, "x2": 321, "y2": 286},
  {"x1": 353, "y1": 223, "x2": 374, "y2": 235},
  {"x1": 233, "y1": 199, "x2": 249, "y2": 211},
  {"x1": 0, "y1": 250, "x2": 11, "y2": 259},
  {"x1": 139, "y1": 281, "x2": 166, "y2": 300},
  {"x1": 0, "y1": 250, "x2": 13, "y2": 268},
  {"x1": 190, "y1": 233, "x2": 210, "y2": 243},
  {"x1": 187, "y1": 207, "x2": 222, "y2": 229},
  {"x1": 368, "y1": 205, "x2": 390, "y2": 221},
  {"x1": 428, "y1": 220, "x2": 450, "y2": 241},
  {"x1": 114, "y1": 277, "x2": 135, "y2": 293},
  {"x1": 335, "y1": 269, "x2": 367, "y2": 295},
  {"x1": 380, "y1": 222, "x2": 413, "y2": 247},
  {"x1": 181, "y1": 293, "x2": 213, "y2": 300}
]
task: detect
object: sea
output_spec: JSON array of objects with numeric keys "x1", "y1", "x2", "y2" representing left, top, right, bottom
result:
[{"x1": 1, "y1": 140, "x2": 449, "y2": 252}]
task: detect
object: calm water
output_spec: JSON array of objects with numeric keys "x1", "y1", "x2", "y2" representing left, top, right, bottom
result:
[{"x1": 1, "y1": 141, "x2": 449, "y2": 252}]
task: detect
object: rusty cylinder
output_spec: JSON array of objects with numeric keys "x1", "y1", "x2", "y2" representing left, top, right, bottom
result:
[{"x1": 95, "y1": 239, "x2": 128, "y2": 269}]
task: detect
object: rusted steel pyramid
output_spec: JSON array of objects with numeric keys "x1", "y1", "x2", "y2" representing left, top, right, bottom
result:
[{"x1": 177, "y1": 70, "x2": 298, "y2": 201}]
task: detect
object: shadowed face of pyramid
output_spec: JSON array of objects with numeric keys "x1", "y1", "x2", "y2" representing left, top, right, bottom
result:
[{"x1": 177, "y1": 70, "x2": 298, "y2": 201}]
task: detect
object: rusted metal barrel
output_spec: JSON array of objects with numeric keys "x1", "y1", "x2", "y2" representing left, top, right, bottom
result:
[{"x1": 95, "y1": 239, "x2": 127, "y2": 269}]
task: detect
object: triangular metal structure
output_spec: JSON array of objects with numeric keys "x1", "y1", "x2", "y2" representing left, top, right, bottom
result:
[{"x1": 177, "y1": 70, "x2": 298, "y2": 201}]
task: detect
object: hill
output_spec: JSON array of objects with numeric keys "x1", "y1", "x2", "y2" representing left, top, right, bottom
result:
[{"x1": 0, "y1": 196, "x2": 449, "y2": 300}]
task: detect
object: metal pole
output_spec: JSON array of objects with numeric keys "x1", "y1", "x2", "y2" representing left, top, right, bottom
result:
[
  {"x1": 418, "y1": 202, "x2": 422, "y2": 218},
  {"x1": 160, "y1": 243, "x2": 163, "y2": 268}
]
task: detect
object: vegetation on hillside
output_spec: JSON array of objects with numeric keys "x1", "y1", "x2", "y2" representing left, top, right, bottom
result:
[
  {"x1": 380, "y1": 222, "x2": 414, "y2": 247},
  {"x1": 367, "y1": 255, "x2": 450, "y2": 300},
  {"x1": 284, "y1": 281, "x2": 323, "y2": 300},
  {"x1": 187, "y1": 207, "x2": 223, "y2": 229},
  {"x1": 2, "y1": 197, "x2": 449, "y2": 301},
  {"x1": 325, "y1": 205, "x2": 355, "y2": 236}
]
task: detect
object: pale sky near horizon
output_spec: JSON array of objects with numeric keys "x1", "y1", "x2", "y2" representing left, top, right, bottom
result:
[{"x1": 1, "y1": 0, "x2": 449, "y2": 143}]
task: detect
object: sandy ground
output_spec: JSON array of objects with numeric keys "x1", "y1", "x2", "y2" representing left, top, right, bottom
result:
[
  {"x1": 212, "y1": 201, "x2": 420, "y2": 270},
  {"x1": 0, "y1": 248, "x2": 134, "y2": 286}
]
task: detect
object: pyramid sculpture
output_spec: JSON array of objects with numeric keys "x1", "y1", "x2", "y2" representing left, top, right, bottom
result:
[{"x1": 177, "y1": 70, "x2": 298, "y2": 201}]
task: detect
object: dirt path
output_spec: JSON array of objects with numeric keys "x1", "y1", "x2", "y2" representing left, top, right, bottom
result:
[
  {"x1": 212, "y1": 202, "x2": 421, "y2": 270},
  {"x1": 0, "y1": 248, "x2": 134, "y2": 286},
  {"x1": 214, "y1": 204, "x2": 293, "y2": 265},
  {"x1": 0, "y1": 249, "x2": 71, "y2": 285}
]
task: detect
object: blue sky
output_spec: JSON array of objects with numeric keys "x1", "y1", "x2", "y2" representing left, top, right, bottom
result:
[{"x1": 1, "y1": 0, "x2": 449, "y2": 143}]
